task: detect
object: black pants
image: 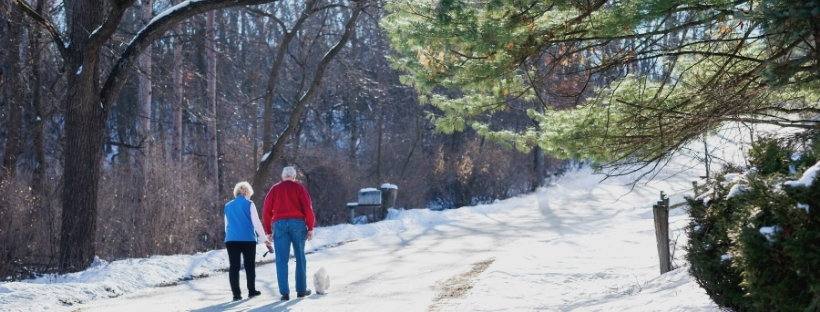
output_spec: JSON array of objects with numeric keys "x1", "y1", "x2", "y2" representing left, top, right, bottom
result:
[{"x1": 226, "y1": 241, "x2": 257, "y2": 297}]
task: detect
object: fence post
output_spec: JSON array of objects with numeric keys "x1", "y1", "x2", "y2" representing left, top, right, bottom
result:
[{"x1": 653, "y1": 191, "x2": 672, "y2": 274}]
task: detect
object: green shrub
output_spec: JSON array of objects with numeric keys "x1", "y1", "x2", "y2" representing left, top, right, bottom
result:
[
  {"x1": 686, "y1": 173, "x2": 755, "y2": 312},
  {"x1": 748, "y1": 138, "x2": 791, "y2": 175},
  {"x1": 686, "y1": 135, "x2": 820, "y2": 311},
  {"x1": 733, "y1": 176, "x2": 815, "y2": 311}
]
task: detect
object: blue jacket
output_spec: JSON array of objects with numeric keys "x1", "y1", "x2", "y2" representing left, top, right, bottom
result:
[{"x1": 224, "y1": 196, "x2": 259, "y2": 242}]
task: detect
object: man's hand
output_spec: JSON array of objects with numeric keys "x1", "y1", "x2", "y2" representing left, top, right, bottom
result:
[{"x1": 307, "y1": 230, "x2": 313, "y2": 241}]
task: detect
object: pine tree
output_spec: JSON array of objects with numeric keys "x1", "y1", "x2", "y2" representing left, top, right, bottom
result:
[{"x1": 382, "y1": 0, "x2": 820, "y2": 166}]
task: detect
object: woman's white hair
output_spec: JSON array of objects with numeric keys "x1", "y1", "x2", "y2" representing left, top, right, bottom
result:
[
  {"x1": 281, "y1": 166, "x2": 298, "y2": 180},
  {"x1": 233, "y1": 181, "x2": 254, "y2": 198}
]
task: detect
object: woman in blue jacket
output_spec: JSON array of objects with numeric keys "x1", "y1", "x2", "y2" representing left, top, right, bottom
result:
[{"x1": 224, "y1": 181, "x2": 269, "y2": 301}]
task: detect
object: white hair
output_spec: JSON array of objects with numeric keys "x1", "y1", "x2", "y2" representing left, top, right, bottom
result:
[
  {"x1": 233, "y1": 181, "x2": 254, "y2": 198},
  {"x1": 281, "y1": 166, "x2": 298, "y2": 180}
]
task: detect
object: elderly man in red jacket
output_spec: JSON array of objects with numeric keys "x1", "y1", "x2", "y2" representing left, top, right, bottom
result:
[{"x1": 262, "y1": 166, "x2": 316, "y2": 301}]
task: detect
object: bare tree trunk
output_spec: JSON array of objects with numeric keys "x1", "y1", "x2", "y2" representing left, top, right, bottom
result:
[
  {"x1": 206, "y1": 11, "x2": 219, "y2": 204},
  {"x1": 376, "y1": 109, "x2": 383, "y2": 183},
  {"x1": 59, "y1": 116, "x2": 103, "y2": 266},
  {"x1": 60, "y1": 0, "x2": 108, "y2": 272},
  {"x1": 28, "y1": 0, "x2": 46, "y2": 193},
  {"x1": 1, "y1": 4, "x2": 24, "y2": 179},
  {"x1": 0, "y1": 0, "x2": 20, "y2": 274},
  {"x1": 251, "y1": 15, "x2": 266, "y2": 166},
  {"x1": 134, "y1": 0, "x2": 154, "y2": 253},
  {"x1": 348, "y1": 32, "x2": 360, "y2": 163},
  {"x1": 29, "y1": 0, "x2": 51, "y2": 261},
  {"x1": 169, "y1": 2, "x2": 185, "y2": 245},
  {"x1": 348, "y1": 98, "x2": 359, "y2": 162},
  {"x1": 171, "y1": 1, "x2": 184, "y2": 164},
  {"x1": 137, "y1": 0, "x2": 153, "y2": 175},
  {"x1": 52, "y1": 0, "x2": 135, "y2": 272},
  {"x1": 375, "y1": 25, "x2": 386, "y2": 184}
]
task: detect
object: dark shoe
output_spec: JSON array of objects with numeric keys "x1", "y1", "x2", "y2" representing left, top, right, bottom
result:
[
  {"x1": 248, "y1": 290, "x2": 261, "y2": 298},
  {"x1": 280, "y1": 294, "x2": 290, "y2": 301},
  {"x1": 232, "y1": 296, "x2": 242, "y2": 301},
  {"x1": 297, "y1": 289, "x2": 312, "y2": 298}
]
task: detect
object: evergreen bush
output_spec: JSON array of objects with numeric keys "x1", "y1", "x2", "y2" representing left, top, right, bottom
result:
[
  {"x1": 748, "y1": 138, "x2": 791, "y2": 175},
  {"x1": 686, "y1": 135, "x2": 820, "y2": 311},
  {"x1": 686, "y1": 171, "x2": 755, "y2": 311}
]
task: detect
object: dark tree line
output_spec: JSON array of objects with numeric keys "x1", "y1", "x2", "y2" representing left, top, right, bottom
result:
[{"x1": 0, "y1": 0, "x2": 567, "y2": 279}]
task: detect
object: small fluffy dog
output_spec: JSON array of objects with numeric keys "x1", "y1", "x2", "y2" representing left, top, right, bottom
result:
[{"x1": 313, "y1": 267, "x2": 330, "y2": 295}]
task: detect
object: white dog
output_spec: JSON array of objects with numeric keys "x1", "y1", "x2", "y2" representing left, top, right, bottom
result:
[{"x1": 313, "y1": 267, "x2": 330, "y2": 295}]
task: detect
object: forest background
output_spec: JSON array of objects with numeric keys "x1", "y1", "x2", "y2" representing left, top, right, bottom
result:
[{"x1": 0, "y1": 0, "x2": 566, "y2": 279}]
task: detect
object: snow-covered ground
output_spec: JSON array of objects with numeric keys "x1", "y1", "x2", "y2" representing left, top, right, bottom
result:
[
  {"x1": 8, "y1": 124, "x2": 777, "y2": 312},
  {"x1": 0, "y1": 159, "x2": 721, "y2": 312}
]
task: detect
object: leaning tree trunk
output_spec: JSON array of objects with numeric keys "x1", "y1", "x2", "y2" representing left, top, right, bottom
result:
[
  {"x1": 260, "y1": 0, "x2": 317, "y2": 154},
  {"x1": 251, "y1": 2, "x2": 364, "y2": 209}
]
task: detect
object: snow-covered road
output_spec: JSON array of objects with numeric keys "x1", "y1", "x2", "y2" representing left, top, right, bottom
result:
[{"x1": 64, "y1": 165, "x2": 717, "y2": 312}]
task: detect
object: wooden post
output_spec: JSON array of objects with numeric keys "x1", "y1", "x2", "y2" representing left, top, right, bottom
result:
[{"x1": 653, "y1": 191, "x2": 672, "y2": 274}]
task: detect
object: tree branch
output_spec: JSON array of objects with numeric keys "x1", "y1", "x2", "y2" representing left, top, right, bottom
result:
[
  {"x1": 253, "y1": 0, "x2": 365, "y2": 189},
  {"x1": 100, "y1": 0, "x2": 280, "y2": 111},
  {"x1": 715, "y1": 117, "x2": 819, "y2": 129},
  {"x1": 87, "y1": 0, "x2": 137, "y2": 51},
  {"x1": 12, "y1": 0, "x2": 67, "y2": 57}
]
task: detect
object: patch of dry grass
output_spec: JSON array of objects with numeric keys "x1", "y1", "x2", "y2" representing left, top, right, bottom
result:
[{"x1": 429, "y1": 257, "x2": 495, "y2": 311}]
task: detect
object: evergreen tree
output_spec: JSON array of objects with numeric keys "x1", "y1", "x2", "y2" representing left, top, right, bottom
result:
[{"x1": 382, "y1": 0, "x2": 820, "y2": 166}]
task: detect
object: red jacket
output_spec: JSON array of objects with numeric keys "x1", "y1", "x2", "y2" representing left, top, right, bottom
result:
[{"x1": 262, "y1": 180, "x2": 315, "y2": 235}]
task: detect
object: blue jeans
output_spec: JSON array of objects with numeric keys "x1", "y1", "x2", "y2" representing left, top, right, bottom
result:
[{"x1": 273, "y1": 218, "x2": 308, "y2": 295}]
